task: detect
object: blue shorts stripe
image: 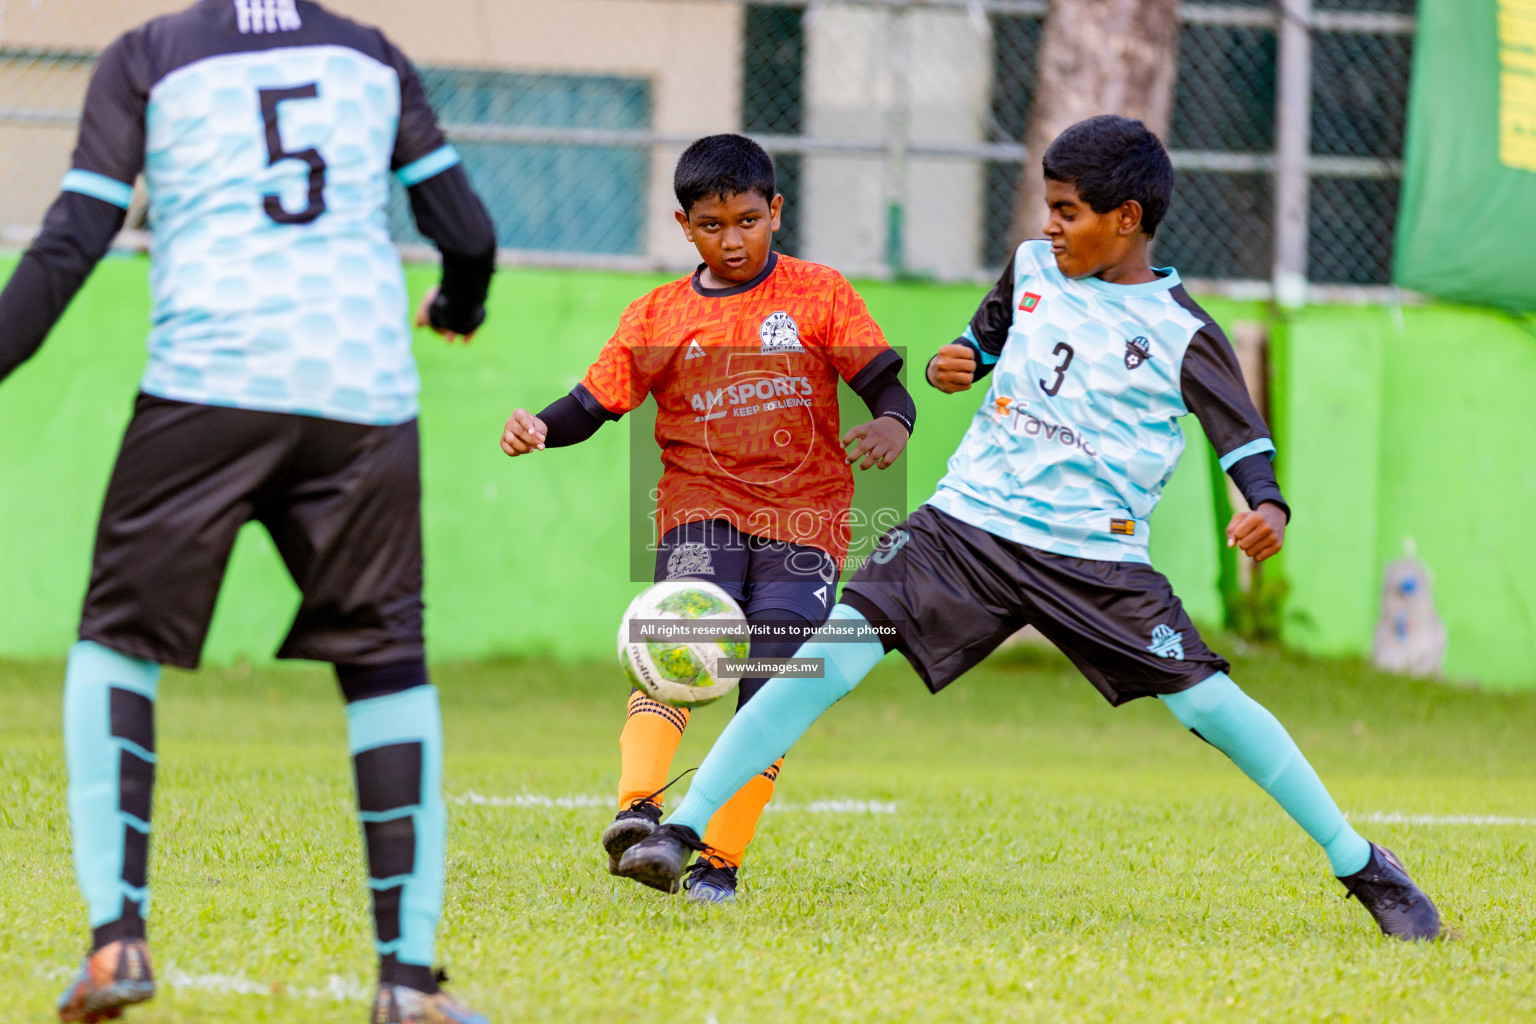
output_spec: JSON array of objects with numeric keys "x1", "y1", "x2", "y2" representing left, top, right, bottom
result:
[
  {"x1": 395, "y1": 145, "x2": 461, "y2": 187},
  {"x1": 61, "y1": 169, "x2": 133, "y2": 209},
  {"x1": 1218, "y1": 437, "x2": 1277, "y2": 471}
]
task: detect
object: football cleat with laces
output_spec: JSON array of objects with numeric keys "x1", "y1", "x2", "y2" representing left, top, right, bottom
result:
[
  {"x1": 1338, "y1": 843, "x2": 1441, "y2": 941},
  {"x1": 57, "y1": 938, "x2": 155, "y2": 1023},
  {"x1": 601, "y1": 796, "x2": 663, "y2": 875},
  {"x1": 616, "y1": 823, "x2": 708, "y2": 894},
  {"x1": 683, "y1": 855, "x2": 738, "y2": 905}
]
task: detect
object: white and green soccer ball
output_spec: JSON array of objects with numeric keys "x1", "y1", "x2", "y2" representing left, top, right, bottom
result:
[{"x1": 617, "y1": 581, "x2": 749, "y2": 708}]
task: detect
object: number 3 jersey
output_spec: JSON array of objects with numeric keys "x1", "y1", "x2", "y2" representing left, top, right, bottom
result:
[
  {"x1": 62, "y1": 1, "x2": 459, "y2": 424},
  {"x1": 575, "y1": 252, "x2": 898, "y2": 565},
  {"x1": 929, "y1": 239, "x2": 1279, "y2": 564}
]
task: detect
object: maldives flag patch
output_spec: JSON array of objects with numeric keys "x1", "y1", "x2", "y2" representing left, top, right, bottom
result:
[{"x1": 1019, "y1": 292, "x2": 1042, "y2": 313}]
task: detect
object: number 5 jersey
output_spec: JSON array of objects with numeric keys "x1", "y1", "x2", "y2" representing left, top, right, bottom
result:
[
  {"x1": 930, "y1": 239, "x2": 1286, "y2": 564},
  {"x1": 15, "y1": 0, "x2": 493, "y2": 424}
]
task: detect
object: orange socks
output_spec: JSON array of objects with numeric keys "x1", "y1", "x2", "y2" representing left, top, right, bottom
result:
[
  {"x1": 617, "y1": 690, "x2": 689, "y2": 809},
  {"x1": 616, "y1": 691, "x2": 783, "y2": 868},
  {"x1": 701, "y1": 758, "x2": 783, "y2": 868}
]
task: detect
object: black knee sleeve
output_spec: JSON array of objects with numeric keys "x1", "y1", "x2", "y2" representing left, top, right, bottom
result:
[{"x1": 336, "y1": 659, "x2": 429, "y2": 703}]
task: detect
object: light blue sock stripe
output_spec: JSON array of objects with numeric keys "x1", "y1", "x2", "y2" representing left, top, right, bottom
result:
[
  {"x1": 395, "y1": 145, "x2": 461, "y2": 186},
  {"x1": 347, "y1": 687, "x2": 444, "y2": 968},
  {"x1": 64, "y1": 641, "x2": 161, "y2": 927},
  {"x1": 668, "y1": 605, "x2": 885, "y2": 834},
  {"x1": 61, "y1": 169, "x2": 133, "y2": 209},
  {"x1": 1159, "y1": 672, "x2": 1371, "y2": 877}
]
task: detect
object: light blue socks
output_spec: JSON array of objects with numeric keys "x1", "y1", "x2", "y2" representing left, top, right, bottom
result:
[
  {"x1": 347, "y1": 685, "x2": 446, "y2": 974},
  {"x1": 668, "y1": 604, "x2": 886, "y2": 835},
  {"x1": 64, "y1": 641, "x2": 162, "y2": 941},
  {"x1": 1160, "y1": 672, "x2": 1371, "y2": 877}
]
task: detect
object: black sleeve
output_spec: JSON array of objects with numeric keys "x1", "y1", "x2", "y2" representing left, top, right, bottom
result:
[
  {"x1": 409, "y1": 167, "x2": 497, "y2": 335},
  {"x1": 0, "y1": 31, "x2": 146, "y2": 384},
  {"x1": 1179, "y1": 320, "x2": 1290, "y2": 517},
  {"x1": 927, "y1": 253, "x2": 1014, "y2": 387},
  {"x1": 381, "y1": 35, "x2": 497, "y2": 336},
  {"x1": 848, "y1": 351, "x2": 916, "y2": 435},
  {"x1": 537, "y1": 389, "x2": 610, "y2": 448},
  {"x1": 1227, "y1": 454, "x2": 1290, "y2": 521}
]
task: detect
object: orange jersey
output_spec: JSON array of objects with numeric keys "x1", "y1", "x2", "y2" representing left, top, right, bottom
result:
[{"x1": 579, "y1": 253, "x2": 897, "y2": 564}]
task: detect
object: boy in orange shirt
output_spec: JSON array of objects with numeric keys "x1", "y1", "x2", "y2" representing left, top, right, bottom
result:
[{"x1": 501, "y1": 134, "x2": 915, "y2": 903}]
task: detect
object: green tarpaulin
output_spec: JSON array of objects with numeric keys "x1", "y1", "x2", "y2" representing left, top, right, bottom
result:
[{"x1": 1395, "y1": 0, "x2": 1536, "y2": 309}]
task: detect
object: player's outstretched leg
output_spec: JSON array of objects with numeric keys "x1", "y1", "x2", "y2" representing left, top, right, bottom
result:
[
  {"x1": 1159, "y1": 672, "x2": 1440, "y2": 940},
  {"x1": 340, "y1": 663, "x2": 487, "y2": 1024},
  {"x1": 687, "y1": 610, "x2": 808, "y2": 903},
  {"x1": 619, "y1": 605, "x2": 886, "y2": 893},
  {"x1": 58, "y1": 641, "x2": 160, "y2": 1022},
  {"x1": 603, "y1": 691, "x2": 690, "y2": 873}
]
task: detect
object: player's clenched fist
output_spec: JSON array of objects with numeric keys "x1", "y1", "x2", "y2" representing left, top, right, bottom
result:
[
  {"x1": 501, "y1": 409, "x2": 548, "y2": 456},
  {"x1": 927, "y1": 343, "x2": 977, "y2": 393},
  {"x1": 1226, "y1": 502, "x2": 1287, "y2": 562}
]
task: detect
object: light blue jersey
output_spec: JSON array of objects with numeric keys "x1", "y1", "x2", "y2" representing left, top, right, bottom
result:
[
  {"x1": 928, "y1": 240, "x2": 1275, "y2": 563},
  {"x1": 53, "y1": 1, "x2": 469, "y2": 425}
]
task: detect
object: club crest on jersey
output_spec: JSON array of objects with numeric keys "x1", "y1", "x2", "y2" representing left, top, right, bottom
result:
[
  {"x1": 760, "y1": 311, "x2": 804, "y2": 354},
  {"x1": 666, "y1": 543, "x2": 715, "y2": 578},
  {"x1": 1124, "y1": 336, "x2": 1152, "y2": 370},
  {"x1": 1147, "y1": 624, "x2": 1185, "y2": 661},
  {"x1": 1019, "y1": 292, "x2": 1042, "y2": 313}
]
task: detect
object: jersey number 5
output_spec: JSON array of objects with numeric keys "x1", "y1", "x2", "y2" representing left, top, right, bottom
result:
[
  {"x1": 1039, "y1": 342, "x2": 1074, "y2": 397},
  {"x1": 259, "y1": 84, "x2": 327, "y2": 225}
]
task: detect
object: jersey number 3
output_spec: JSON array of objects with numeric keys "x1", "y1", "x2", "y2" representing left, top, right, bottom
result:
[
  {"x1": 1039, "y1": 342, "x2": 1074, "y2": 397},
  {"x1": 260, "y1": 84, "x2": 327, "y2": 225}
]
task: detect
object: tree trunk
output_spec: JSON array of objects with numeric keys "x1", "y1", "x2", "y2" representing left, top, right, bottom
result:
[{"x1": 1008, "y1": 0, "x2": 1182, "y2": 249}]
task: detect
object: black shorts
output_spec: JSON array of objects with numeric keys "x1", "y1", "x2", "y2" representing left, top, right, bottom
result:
[
  {"x1": 655, "y1": 519, "x2": 837, "y2": 623},
  {"x1": 79, "y1": 394, "x2": 424, "y2": 670},
  {"x1": 842, "y1": 505, "x2": 1228, "y2": 706}
]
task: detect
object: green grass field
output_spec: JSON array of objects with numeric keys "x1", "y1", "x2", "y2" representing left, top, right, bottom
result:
[{"x1": 3, "y1": 644, "x2": 1534, "y2": 1023}]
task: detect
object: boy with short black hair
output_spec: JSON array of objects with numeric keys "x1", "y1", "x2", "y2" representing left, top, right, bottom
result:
[
  {"x1": 500, "y1": 134, "x2": 915, "y2": 903},
  {"x1": 618, "y1": 116, "x2": 1441, "y2": 942}
]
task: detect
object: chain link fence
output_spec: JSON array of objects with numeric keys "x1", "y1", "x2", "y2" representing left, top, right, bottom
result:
[{"x1": 0, "y1": 0, "x2": 1415, "y2": 292}]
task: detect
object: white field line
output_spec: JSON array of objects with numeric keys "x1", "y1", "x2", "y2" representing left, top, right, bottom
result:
[
  {"x1": 42, "y1": 965, "x2": 368, "y2": 1002},
  {"x1": 1350, "y1": 811, "x2": 1536, "y2": 827},
  {"x1": 451, "y1": 791, "x2": 897, "y2": 814},
  {"x1": 160, "y1": 968, "x2": 370, "y2": 1001},
  {"x1": 452, "y1": 790, "x2": 610, "y2": 809},
  {"x1": 767, "y1": 798, "x2": 898, "y2": 815}
]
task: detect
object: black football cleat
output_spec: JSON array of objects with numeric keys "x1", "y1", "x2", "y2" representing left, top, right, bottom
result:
[
  {"x1": 1338, "y1": 843, "x2": 1441, "y2": 941},
  {"x1": 616, "y1": 823, "x2": 708, "y2": 894},
  {"x1": 601, "y1": 796, "x2": 663, "y2": 875},
  {"x1": 683, "y1": 855, "x2": 739, "y2": 905},
  {"x1": 57, "y1": 938, "x2": 155, "y2": 1022}
]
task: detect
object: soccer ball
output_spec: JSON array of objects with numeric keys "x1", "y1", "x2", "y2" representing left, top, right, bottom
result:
[{"x1": 617, "y1": 581, "x2": 749, "y2": 707}]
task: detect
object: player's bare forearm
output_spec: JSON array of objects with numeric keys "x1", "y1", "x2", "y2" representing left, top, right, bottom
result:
[
  {"x1": 842, "y1": 416, "x2": 909, "y2": 471},
  {"x1": 1226, "y1": 502, "x2": 1286, "y2": 562},
  {"x1": 927, "y1": 343, "x2": 977, "y2": 393},
  {"x1": 500, "y1": 408, "x2": 547, "y2": 456}
]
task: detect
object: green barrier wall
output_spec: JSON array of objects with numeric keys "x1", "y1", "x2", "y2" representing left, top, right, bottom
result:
[
  {"x1": 1279, "y1": 305, "x2": 1536, "y2": 688},
  {"x1": 1, "y1": 258, "x2": 1528, "y2": 689}
]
